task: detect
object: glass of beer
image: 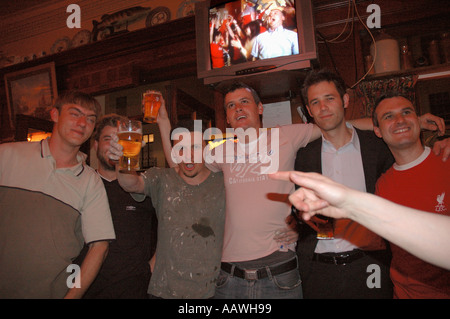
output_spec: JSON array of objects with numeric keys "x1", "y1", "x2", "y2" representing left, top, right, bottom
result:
[
  {"x1": 143, "y1": 90, "x2": 162, "y2": 123},
  {"x1": 316, "y1": 216, "x2": 335, "y2": 240},
  {"x1": 117, "y1": 119, "x2": 142, "y2": 173}
]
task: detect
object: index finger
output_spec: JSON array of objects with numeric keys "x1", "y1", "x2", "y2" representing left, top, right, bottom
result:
[{"x1": 268, "y1": 171, "x2": 292, "y2": 182}]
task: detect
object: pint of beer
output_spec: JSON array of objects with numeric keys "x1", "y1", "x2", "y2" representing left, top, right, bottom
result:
[
  {"x1": 143, "y1": 90, "x2": 162, "y2": 123},
  {"x1": 117, "y1": 120, "x2": 142, "y2": 173},
  {"x1": 316, "y1": 216, "x2": 335, "y2": 240}
]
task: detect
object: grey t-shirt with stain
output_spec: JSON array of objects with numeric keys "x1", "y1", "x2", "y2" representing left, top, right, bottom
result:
[{"x1": 142, "y1": 167, "x2": 225, "y2": 298}]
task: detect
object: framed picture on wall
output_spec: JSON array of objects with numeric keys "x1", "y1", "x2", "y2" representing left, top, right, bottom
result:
[{"x1": 4, "y1": 62, "x2": 58, "y2": 128}]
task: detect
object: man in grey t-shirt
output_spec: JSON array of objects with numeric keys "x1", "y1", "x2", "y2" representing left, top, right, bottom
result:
[{"x1": 108, "y1": 118, "x2": 225, "y2": 298}]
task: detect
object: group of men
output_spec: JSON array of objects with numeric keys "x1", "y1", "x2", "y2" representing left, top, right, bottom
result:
[
  {"x1": 295, "y1": 70, "x2": 449, "y2": 299},
  {"x1": 0, "y1": 68, "x2": 448, "y2": 299}
]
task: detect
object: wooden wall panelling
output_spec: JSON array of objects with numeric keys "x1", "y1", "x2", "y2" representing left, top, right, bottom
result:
[
  {"x1": 175, "y1": 88, "x2": 215, "y2": 125},
  {"x1": 2, "y1": 1, "x2": 449, "y2": 140},
  {"x1": 213, "y1": 90, "x2": 226, "y2": 132},
  {"x1": 64, "y1": 62, "x2": 139, "y2": 95},
  {"x1": 0, "y1": 16, "x2": 197, "y2": 140},
  {"x1": 60, "y1": 16, "x2": 197, "y2": 94}
]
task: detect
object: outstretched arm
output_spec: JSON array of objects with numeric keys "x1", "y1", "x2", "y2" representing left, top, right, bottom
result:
[{"x1": 270, "y1": 171, "x2": 450, "y2": 271}]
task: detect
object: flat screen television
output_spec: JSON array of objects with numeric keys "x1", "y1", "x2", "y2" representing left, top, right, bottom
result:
[{"x1": 195, "y1": 0, "x2": 318, "y2": 85}]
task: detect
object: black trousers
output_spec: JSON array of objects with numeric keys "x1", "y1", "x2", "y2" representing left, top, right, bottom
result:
[{"x1": 299, "y1": 250, "x2": 393, "y2": 299}]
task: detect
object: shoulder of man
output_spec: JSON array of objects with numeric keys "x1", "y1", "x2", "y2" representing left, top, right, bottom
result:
[
  {"x1": 295, "y1": 136, "x2": 321, "y2": 173},
  {"x1": 354, "y1": 127, "x2": 378, "y2": 140},
  {"x1": 297, "y1": 135, "x2": 322, "y2": 153}
]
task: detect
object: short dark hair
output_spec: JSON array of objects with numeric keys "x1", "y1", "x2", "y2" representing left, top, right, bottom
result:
[
  {"x1": 54, "y1": 90, "x2": 102, "y2": 118},
  {"x1": 93, "y1": 113, "x2": 127, "y2": 141},
  {"x1": 372, "y1": 92, "x2": 413, "y2": 127},
  {"x1": 301, "y1": 69, "x2": 347, "y2": 104},
  {"x1": 223, "y1": 81, "x2": 261, "y2": 109}
]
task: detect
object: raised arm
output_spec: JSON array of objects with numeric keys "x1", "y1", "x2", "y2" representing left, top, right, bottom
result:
[
  {"x1": 210, "y1": 17, "x2": 217, "y2": 43},
  {"x1": 156, "y1": 95, "x2": 177, "y2": 168}
]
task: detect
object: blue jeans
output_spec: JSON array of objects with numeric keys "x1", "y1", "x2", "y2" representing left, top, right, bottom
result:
[{"x1": 214, "y1": 256, "x2": 303, "y2": 299}]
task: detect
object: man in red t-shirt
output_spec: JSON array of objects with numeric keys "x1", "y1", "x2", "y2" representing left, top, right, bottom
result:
[{"x1": 373, "y1": 93, "x2": 450, "y2": 299}]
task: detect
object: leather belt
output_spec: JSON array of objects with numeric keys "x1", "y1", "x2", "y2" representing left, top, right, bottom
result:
[
  {"x1": 221, "y1": 258, "x2": 298, "y2": 281},
  {"x1": 313, "y1": 250, "x2": 365, "y2": 265}
]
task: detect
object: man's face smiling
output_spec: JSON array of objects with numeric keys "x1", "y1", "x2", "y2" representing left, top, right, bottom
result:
[
  {"x1": 95, "y1": 125, "x2": 117, "y2": 171},
  {"x1": 225, "y1": 88, "x2": 263, "y2": 131},
  {"x1": 373, "y1": 96, "x2": 421, "y2": 151},
  {"x1": 52, "y1": 103, "x2": 97, "y2": 148}
]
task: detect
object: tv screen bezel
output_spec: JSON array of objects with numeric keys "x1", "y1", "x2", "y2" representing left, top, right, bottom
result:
[{"x1": 195, "y1": 0, "x2": 318, "y2": 85}]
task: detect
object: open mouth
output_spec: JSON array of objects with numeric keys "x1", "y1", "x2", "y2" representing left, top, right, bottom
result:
[{"x1": 184, "y1": 163, "x2": 195, "y2": 171}]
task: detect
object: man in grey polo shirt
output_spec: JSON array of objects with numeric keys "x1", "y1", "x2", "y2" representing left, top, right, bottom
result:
[{"x1": 0, "y1": 91, "x2": 115, "y2": 299}]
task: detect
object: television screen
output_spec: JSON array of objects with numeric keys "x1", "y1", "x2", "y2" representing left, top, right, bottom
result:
[
  {"x1": 209, "y1": 0, "x2": 300, "y2": 68},
  {"x1": 196, "y1": 0, "x2": 317, "y2": 85}
]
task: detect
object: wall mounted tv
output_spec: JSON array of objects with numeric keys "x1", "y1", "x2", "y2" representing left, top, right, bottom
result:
[{"x1": 195, "y1": 0, "x2": 318, "y2": 85}]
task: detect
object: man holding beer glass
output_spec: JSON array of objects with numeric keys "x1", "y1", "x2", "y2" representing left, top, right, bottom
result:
[
  {"x1": 107, "y1": 92, "x2": 226, "y2": 298},
  {"x1": 116, "y1": 90, "x2": 164, "y2": 173},
  {"x1": 74, "y1": 113, "x2": 156, "y2": 299},
  {"x1": 117, "y1": 119, "x2": 143, "y2": 173}
]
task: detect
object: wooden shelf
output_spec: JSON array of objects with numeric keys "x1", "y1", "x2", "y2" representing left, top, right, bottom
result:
[
  {"x1": 0, "y1": 16, "x2": 197, "y2": 93},
  {"x1": 364, "y1": 62, "x2": 450, "y2": 81}
]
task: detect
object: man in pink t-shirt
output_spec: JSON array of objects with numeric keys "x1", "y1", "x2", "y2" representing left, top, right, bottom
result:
[{"x1": 207, "y1": 82, "x2": 372, "y2": 299}]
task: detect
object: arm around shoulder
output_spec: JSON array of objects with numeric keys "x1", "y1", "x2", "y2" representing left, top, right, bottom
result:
[{"x1": 348, "y1": 117, "x2": 373, "y2": 131}]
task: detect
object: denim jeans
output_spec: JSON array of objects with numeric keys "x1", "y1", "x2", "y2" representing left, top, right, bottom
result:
[{"x1": 214, "y1": 256, "x2": 303, "y2": 299}]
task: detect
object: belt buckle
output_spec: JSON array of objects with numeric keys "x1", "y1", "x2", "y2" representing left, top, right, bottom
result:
[
  {"x1": 333, "y1": 256, "x2": 344, "y2": 265},
  {"x1": 244, "y1": 269, "x2": 258, "y2": 280},
  {"x1": 333, "y1": 253, "x2": 349, "y2": 265}
]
